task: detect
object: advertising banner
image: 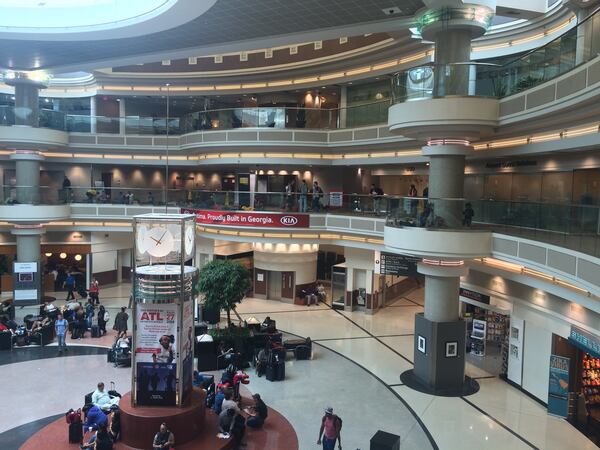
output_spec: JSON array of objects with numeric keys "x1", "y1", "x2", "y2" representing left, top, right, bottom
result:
[
  {"x1": 181, "y1": 299, "x2": 194, "y2": 403},
  {"x1": 135, "y1": 303, "x2": 178, "y2": 406},
  {"x1": 181, "y1": 208, "x2": 309, "y2": 228},
  {"x1": 548, "y1": 355, "x2": 570, "y2": 418}
]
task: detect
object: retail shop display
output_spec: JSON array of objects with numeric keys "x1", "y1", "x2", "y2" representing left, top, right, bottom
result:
[
  {"x1": 470, "y1": 319, "x2": 486, "y2": 356},
  {"x1": 581, "y1": 354, "x2": 600, "y2": 406}
]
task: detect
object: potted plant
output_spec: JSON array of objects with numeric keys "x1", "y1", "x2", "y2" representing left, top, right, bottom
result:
[{"x1": 197, "y1": 259, "x2": 251, "y2": 328}]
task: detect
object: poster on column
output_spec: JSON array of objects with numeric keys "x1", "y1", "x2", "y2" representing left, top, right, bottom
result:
[
  {"x1": 181, "y1": 299, "x2": 194, "y2": 404},
  {"x1": 135, "y1": 303, "x2": 178, "y2": 406}
]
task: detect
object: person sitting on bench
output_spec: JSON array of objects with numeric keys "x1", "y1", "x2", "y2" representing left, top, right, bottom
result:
[
  {"x1": 153, "y1": 423, "x2": 175, "y2": 450},
  {"x1": 83, "y1": 405, "x2": 108, "y2": 431},
  {"x1": 92, "y1": 382, "x2": 120, "y2": 411},
  {"x1": 261, "y1": 316, "x2": 276, "y2": 333},
  {"x1": 245, "y1": 393, "x2": 268, "y2": 428}
]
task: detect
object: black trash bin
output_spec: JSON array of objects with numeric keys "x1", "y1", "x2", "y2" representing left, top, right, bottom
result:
[{"x1": 371, "y1": 430, "x2": 400, "y2": 450}]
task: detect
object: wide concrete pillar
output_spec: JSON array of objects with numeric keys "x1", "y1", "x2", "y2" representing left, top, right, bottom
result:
[
  {"x1": 401, "y1": 261, "x2": 474, "y2": 395},
  {"x1": 10, "y1": 151, "x2": 44, "y2": 204},
  {"x1": 5, "y1": 72, "x2": 48, "y2": 127},
  {"x1": 423, "y1": 274, "x2": 460, "y2": 322},
  {"x1": 422, "y1": 144, "x2": 472, "y2": 228},
  {"x1": 433, "y1": 29, "x2": 472, "y2": 96},
  {"x1": 12, "y1": 226, "x2": 44, "y2": 262}
]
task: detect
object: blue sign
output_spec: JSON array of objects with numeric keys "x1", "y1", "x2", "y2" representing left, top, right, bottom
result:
[
  {"x1": 569, "y1": 326, "x2": 600, "y2": 358},
  {"x1": 548, "y1": 355, "x2": 570, "y2": 418}
]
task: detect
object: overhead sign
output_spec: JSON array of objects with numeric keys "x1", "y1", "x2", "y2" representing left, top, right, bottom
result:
[
  {"x1": 548, "y1": 355, "x2": 570, "y2": 418},
  {"x1": 569, "y1": 325, "x2": 600, "y2": 358},
  {"x1": 459, "y1": 288, "x2": 491, "y2": 305},
  {"x1": 375, "y1": 251, "x2": 419, "y2": 276},
  {"x1": 182, "y1": 208, "x2": 310, "y2": 228}
]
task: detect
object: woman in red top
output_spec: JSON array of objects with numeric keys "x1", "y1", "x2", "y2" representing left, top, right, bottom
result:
[{"x1": 89, "y1": 278, "x2": 100, "y2": 305}]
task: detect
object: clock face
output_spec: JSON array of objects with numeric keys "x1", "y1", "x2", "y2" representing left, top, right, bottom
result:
[
  {"x1": 143, "y1": 226, "x2": 175, "y2": 258},
  {"x1": 184, "y1": 224, "x2": 195, "y2": 256}
]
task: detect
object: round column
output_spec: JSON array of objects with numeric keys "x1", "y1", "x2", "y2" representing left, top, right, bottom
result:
[
  {"x1": 418, "y1": 261, "x2": 468, "y2": 322},
  {"x1": 422, "y1": 144, "x2": 472, "y2": 228},
  {"x1": 10, "y1": 150, "x2": 44, "y2": 204},
  {"x1": 11, "y1": 225, "x2": 44, "y2": 262},
  {"x1": 418, "y1": 1, "x2": 495, "y2": 98},
  {"x1": 5, "y1": 72, "x2": 48, "y2": 127}
]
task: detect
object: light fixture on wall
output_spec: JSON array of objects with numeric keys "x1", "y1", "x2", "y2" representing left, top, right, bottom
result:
[
  {"x1": 44, "y1": 252, "x2": 52, "y2": 257},
  {"x1": 74, "y1": 254, "x2": 82, "y2": 261},
  {"x1": 59, "y1": 252, "x2": 67, "y2": 259}
]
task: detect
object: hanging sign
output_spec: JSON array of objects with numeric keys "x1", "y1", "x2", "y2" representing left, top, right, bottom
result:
[{"x1": 182, "y1": 208, "x2": 309, "y2": 228}]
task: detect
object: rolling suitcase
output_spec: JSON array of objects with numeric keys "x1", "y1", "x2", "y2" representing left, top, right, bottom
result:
[
  {"x1": 294, "y1": 345, "x2": 311, "y2": 360},
  {"x1": 266, "y1": 360, "x2": 285, "y2": 381},
  {"x1": 68, "y1": 422, "x2": 83, "y2": 443},
  {"x1": 107, "y1": 348, "x2": 115, "y2": 363},
  {"x1": 91, "y1": 325, "x2": 100, "y2": 338}
]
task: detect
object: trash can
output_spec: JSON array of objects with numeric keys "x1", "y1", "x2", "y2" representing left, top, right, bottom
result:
[{"x1": 371, "y1": 430, "x2": 400, "y2": 450}]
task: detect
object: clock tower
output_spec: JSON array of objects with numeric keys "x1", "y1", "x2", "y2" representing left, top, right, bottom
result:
[{"x1": 131, "y1": 213, "x2": 198, "y2": 407}]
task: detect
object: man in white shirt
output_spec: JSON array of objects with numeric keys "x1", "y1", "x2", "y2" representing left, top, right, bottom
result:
[
  {"x1": 91, "y1": 382, "x2": 120, "y2": 411},
  {"x1": 152, "y1": 335, "x2": 174, "y2": 364}
]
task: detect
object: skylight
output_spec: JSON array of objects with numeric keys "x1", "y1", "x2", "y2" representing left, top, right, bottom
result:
[{"x1": 0, "y1": 0, "x2": 177, "y2": 32}]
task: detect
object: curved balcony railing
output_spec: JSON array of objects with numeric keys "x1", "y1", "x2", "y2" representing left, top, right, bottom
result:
[
  {"x1": 392, "y1": 8, "x2": 600, "y2": 104},
  {"x1": 2, "y1": 186, "x2": 599, "y2": 257},
  {"x1": 0, "y1": 100, "x2": 391, "y2": 135}
]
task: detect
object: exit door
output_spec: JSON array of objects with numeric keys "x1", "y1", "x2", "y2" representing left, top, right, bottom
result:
[{"x1": 282, "y1": 271, "x2": 295, "y2": 300}]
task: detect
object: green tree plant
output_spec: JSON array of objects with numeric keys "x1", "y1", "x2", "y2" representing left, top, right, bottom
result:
[{"x1": 196, "y1": 259, "x2": 251, "y2": 327}]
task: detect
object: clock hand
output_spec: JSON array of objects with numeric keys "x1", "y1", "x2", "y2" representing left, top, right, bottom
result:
[
  {"x1": 156, "y1": 230, "x2": 168, "y2": 245},
  {"x1": 149, "y1": 237, "x2": 160, "y2": 244}
]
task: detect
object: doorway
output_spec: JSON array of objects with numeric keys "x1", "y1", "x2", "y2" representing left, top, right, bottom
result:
[
  {"x1": 282, "y1": 271, "x2": 295, "y2": 300},
  {"x1": 267, "y1": 271, "x2": 282, "y2": 300}
]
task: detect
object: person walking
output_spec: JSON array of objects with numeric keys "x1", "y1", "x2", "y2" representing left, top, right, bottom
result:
[
  {"x1": 317, "y1": 407, "x2": 342, "y2": 450},
  {"x1": 64, "y1": 272, "x2": 76, "y2": 301},
  {"x1": 299, "y1": 180, "x2": 308, "y2": 213},
  {"x1": 113, "y1": 307, "x2": 129, "y2": 335},
  {"x1": 55, "y1": 313, "x2": 68, "y2": 355}
]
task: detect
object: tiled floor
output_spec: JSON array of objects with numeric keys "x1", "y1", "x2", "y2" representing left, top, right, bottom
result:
[{"x1": 2, "y1": 284, "x2": 596, "y2": 450}]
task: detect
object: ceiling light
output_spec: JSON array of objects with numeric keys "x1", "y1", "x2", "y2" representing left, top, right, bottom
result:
[
  {"x1": 44, "y1": 252, "x2": 52, "y2": 257},
  {"x1": 74, "y1": 254, "x2": 82, "y2": 261},
  {"x1": 59, "y1": 252, "x2": 67, "y2": 259}
]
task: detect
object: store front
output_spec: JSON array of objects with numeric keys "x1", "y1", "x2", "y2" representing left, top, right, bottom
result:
[
  {"x1": 459, "y1": 287, "x2": 511, "y2": 377},
  {"x1": 550, "y1": 327, "x2": 600, "y2": 444}
]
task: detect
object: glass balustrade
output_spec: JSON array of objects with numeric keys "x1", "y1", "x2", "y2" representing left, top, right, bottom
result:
[
  {"x1": 0, "y1": 101, "x2": 390, "y2": 135},
  {"x1": 392, "y1": 8, "x2": 600, "y2": 103},
  {"x1": 1, "y1": 185, "x2": 599, "y2": 255}
]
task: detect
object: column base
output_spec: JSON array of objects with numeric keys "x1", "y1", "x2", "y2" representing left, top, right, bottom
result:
[
  {"x1": 400, "y1": 370, "x2": 479, "y2": 397},
  {"x1": 406, "y1": 313, "x2": 479, "y2": 396}
]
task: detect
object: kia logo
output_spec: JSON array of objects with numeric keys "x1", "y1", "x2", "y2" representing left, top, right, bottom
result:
[{"x1": 280, "y1": 216, "x2": 298, "y2": 226}]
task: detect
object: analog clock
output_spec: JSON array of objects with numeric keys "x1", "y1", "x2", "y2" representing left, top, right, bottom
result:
[
  {"x1": 143, "y1": 226, "x2": 175, "y2": 258},
  {"x1": 184, "y1": 223, "x2": 195, "y2": 257}
]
